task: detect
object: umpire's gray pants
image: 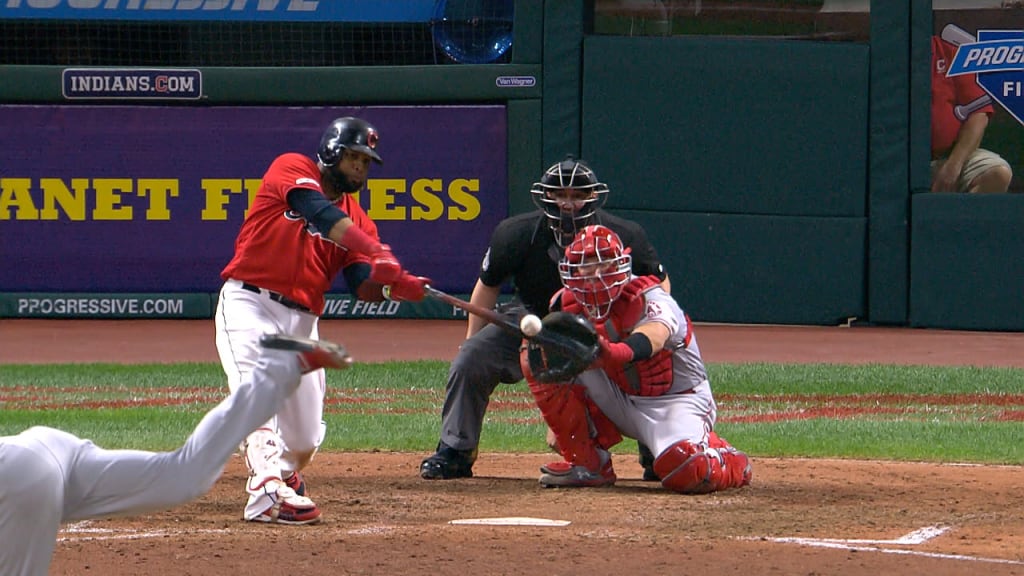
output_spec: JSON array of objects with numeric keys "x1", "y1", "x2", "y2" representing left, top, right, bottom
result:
[{"x1": 438, "y1": 323, "x2": 524, "y2": 451}]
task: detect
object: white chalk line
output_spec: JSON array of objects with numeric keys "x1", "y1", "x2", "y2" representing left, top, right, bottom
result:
[
  {"x1": 60, "y1": 521, "x2": 1024, "y2": 566},
  {"x1": 58, "y1": 520, "x2": 401, "y2": 542},
  {"x1": 58, "y1": 521, "x2": 228, "y2": 543},
  {"x1": 750, "y1": 525, "x2": 1024, "y2": 566}
]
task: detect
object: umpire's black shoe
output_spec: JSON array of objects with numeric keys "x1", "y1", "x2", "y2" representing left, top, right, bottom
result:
[
  {"x1": 638, "y1": 442, "x2": 660, "y2": 482},
  {"x1": 420, "y1": 442, "x2": 476, "y2": 479}
]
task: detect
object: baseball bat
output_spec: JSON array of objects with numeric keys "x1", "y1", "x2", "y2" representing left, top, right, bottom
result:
[
  {"x1": 423, "y1": 284, "x2": 523, "y2": 337},
  {"x1": 955, "y1": 94, "x2": 992, "y2": 121},
  {"x1": 423, "y1": 285, "x2": 598, "y2": 362},
  {"x1": 940, "y1": 23, "x2": 975, "y2": 47},
  {"x1": 939, "y1": 24, "x2": 994, "y2": 120}
]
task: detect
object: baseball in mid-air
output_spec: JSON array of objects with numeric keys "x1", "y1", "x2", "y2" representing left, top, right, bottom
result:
[{"x1": 519, "y1": 314, "x2": 543, "y2": 337}]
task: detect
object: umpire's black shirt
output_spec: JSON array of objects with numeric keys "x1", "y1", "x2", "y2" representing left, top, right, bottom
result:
[{"x1": 478, "y1": 209, "x2": 666, "y2": 317}]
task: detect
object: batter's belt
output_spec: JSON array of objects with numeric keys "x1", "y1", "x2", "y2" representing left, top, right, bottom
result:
[{"x1": 240, "y1": 282, "x2": 312, "y2": 313}]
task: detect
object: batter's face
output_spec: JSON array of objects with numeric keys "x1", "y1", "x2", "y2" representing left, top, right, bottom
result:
[
  {"x1": 324, "y1": 149, "x2": 374, "y2": 198},
  {"x1": 339, "y1": 149, "x2": 373, "y2": 178}
]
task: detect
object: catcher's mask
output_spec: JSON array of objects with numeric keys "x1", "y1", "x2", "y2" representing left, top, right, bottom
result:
[
  {"x1": 559, "y1": 224, "x2": 632, "y2": 321},
  {"x1": 317, "y1": 116, "x2": 382, "y2": 193},
  {"x1": 530, "y1": 155, "x2": 609, "y2": 247}
]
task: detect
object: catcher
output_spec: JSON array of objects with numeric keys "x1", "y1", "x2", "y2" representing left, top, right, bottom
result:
[
  {"x1": 522, "y1": 225, "x2": 751, "y2": 493},
  {"x1": 420, "y1": 156, "x2": 668, "y2": 482}
]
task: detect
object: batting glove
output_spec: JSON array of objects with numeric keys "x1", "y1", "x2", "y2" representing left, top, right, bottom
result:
[
  {"x1": 339, "y1": 225, "x2": 402, "y2": 284},
  {"x1": 384, "y1": 273, "x2": 430, "y2": 302},
  {"x1": 368, "y1": 248, "x2": 402, "y2": 285}
]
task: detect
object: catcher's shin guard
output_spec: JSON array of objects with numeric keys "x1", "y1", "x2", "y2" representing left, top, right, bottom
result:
[
  {"x1": 654, "y1": 439, "x2": 751, "y2": 494},
  {"x1": 527, "y1": 379, "x2": 603, "y2": 472}
]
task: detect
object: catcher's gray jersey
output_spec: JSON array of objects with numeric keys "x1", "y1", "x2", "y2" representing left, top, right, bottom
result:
[
  {"x1": 641, "y1": 285, "x2": 708, "y2": 394},
  {"x1": 575, "y1": 284, "x2": 717, "y2": 458}
]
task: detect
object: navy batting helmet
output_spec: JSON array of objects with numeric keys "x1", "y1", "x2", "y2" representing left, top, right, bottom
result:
[{"x1": 317, "y1": 117, "x2": 383, "y2": 166}]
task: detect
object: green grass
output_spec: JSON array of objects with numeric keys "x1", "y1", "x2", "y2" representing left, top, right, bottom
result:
[{"x1": 2, "y1": 361, "x2": 1022, "y2": 464}]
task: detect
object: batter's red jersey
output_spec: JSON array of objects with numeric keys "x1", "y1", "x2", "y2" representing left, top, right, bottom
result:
[
  {"x1": 931, "y1": 35, "x2": 995, "y2": 158},
  {"x1": 221, "y1": 152, "x2": 377, "y2": 315}
]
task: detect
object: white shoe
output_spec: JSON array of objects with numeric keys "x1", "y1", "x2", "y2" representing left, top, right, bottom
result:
[{"x1": 248, "y1": 483, "x2": 322, "y2": 525}]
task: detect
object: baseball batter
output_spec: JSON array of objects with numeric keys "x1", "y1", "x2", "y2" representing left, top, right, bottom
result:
[
  {"x1": 420, "y1": 156, "x2": 668, "y2": 480},
  {"x1": 524, "y1": 225, "x2": 751, "y2": 493},
  {"x1": 216, "y1": 117, "x2": 428, "y2": 524},
  {"x1": 0, "y1": 335, "x2": 351, "y2": 576}
]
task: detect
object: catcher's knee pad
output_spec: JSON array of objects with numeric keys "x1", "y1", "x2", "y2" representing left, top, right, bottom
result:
[{"x1": 653, "y1": 440, "x2": 722, "y2": 494}]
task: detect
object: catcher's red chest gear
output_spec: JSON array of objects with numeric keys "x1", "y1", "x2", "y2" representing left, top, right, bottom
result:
[{"x1": 565, "y1": 275, "x2": 677, "y2": 397}]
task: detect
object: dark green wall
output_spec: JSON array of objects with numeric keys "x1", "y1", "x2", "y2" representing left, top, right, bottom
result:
[
  {"x1": 910, "y1": 194, "x2": 1024, "y2": 331},
  {"x1": 631, "y1": 211, "x2": 866, "y2": 325},
  {"x1": 581, "y1": 36, "x2": 869, "y2": 325},
  {"x1": 578, "y1": 2, "x2": 1024, "y2": 331},
  {"x1": 583, "y1": 36, "x2": 868, "y2": 217},
  {"x1": 905, "y1": 0, "x2": 1024, "y2": 331}
]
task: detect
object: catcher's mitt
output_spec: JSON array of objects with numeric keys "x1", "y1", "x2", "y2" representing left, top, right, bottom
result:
[{"x1": 522, "y1": 311, "x2": 600, "y2": 383}]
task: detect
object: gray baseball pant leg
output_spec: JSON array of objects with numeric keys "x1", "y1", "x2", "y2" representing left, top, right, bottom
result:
[
  {"x1": 438, "y1": 323, "x2": 524, "y2": 451},
  {"x1": 0, "y1": 439, "x2": 64, "y2": 576},
  {"x1": 62, "y1": 349, "x2": 303, "y2": 520}
]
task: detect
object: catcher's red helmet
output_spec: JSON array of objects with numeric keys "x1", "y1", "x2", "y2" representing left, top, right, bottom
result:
[{"x1": 558, "y1": 225, "x2": 632, "y2": 320}]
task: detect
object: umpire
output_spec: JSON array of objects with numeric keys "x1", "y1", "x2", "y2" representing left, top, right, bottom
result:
[{"x1": 420, "y1": 155, "x2": 669, "y2": 480}]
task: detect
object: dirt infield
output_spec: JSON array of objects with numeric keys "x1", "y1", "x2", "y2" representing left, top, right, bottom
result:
[{"x1": 4, "y1": 319, "x2": 1024, "y2": 575}]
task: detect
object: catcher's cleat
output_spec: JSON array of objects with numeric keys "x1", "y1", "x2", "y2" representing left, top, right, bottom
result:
[
  {"x1": 419, "y1": 442, "x2": 475, "y2": 480},
  {"x1": 259, "y1": 334, "x2": 353, "y2": 372},
  {"x1": 249, "y1": 484, "x2": 321, "y2": 526},
  {"x1": 539, "y1": 459, "x2": 617, "y2": 488},
  {"x1": 642, "y1": 467, "x2": 660, "y2": 482},
  {"x1": 637, "y1": 442, "x2": 660, "y2": 482},
  {"x1": 284, "y1": 471, "x2": 307, "y2": 497}
]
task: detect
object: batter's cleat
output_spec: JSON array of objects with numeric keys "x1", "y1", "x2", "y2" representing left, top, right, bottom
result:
[
  {"x1": 638, "y1": 442, "x2": 660, "y2": 482},
  {"x1": 250, "y1": 484, "x2": 321, "y2": 526},
  {"x1": 284, "y1": 471, "x2": 307, "y2": 497},
  {"x1": 539, "y1": 459, "x2": 617, "y2": 488},
  {"x1": 259, "y1": 334, "x2": 353, "y2": 372},
  {"x1": 419, "y1": 441, "x2": 476, "y2": 479}
]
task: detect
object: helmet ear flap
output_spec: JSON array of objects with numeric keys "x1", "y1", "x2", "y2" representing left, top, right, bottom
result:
[{"x1": 317, "y1": 117, "x2": 383, "y2": 167}]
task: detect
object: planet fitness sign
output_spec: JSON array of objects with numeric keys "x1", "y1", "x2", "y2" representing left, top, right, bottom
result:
[{"x1": 0, "y1": 105, "x2": 508, "y2": 296}]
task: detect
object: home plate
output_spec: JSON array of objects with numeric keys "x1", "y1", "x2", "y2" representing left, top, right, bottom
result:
[{"x1": 449, "y1": 517, "x2": 570, "y2": 527}]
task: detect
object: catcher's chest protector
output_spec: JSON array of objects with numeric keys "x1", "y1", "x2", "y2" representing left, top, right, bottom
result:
[{"x1": 605, "y1": 276, "x2": 674, "y2": 397}]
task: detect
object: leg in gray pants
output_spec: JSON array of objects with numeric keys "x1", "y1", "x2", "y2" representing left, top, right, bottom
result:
[{"x1": 420, "y1": 323, "x2": 523, "y2": 479}]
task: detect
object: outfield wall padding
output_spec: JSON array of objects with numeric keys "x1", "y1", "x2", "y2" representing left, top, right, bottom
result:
[
  {"x1": 909, "y1": 194, "x2": 1024, "y2": 331},
  {"x1": 582, "y1": 35, "x2": 869, "y2": 218},
  {"x1": 867, "y1": 1, "x2": 912, "y2": 325},
  {"x1": 624, "y1": 211, "x2": 867, "y2": 326}
]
